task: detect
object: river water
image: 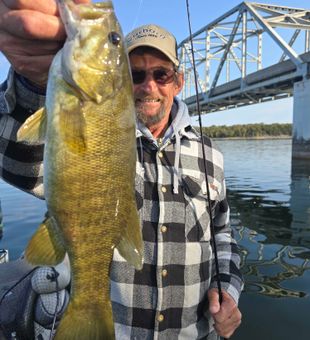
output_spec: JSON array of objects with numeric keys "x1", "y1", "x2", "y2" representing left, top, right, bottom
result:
[
  {"x1": 217, "y1": 138, "x2": 310, "y2": 340},
  {"x1": 0, "y1": 138, "x2": 309, "y2": 339}
]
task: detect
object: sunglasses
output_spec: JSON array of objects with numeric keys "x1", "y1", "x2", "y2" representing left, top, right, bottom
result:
[{"x1": 131, "y1": 67, "x2": 177, "y2": 85}]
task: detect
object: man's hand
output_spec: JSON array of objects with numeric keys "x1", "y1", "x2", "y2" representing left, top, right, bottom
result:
[
  {"x1": 31, "y1": 261, "x2": 71, "y2": 339},
  {"x1": 0, "y1": 257, "x2": 71, "y2": 339},
  {"x1": 0, "y1": 0, "x2": 90, "y2": 87},
  {"x1": 208, "y1": 288, "x2": 242, "y2": 339}
]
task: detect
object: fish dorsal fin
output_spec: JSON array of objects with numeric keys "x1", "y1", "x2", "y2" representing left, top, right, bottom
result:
[
  {"x1": 116, "y1": 201, "x2": 144, "y2": 271},
  {"x1": 25, "y1": 215, "x2": 66, "y2": 266},
  {"x1": 17, "y1": 107, "x2": 47, "y2": 143}
]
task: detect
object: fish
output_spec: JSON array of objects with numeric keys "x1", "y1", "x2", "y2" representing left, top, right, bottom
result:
[{"x1": 17, "y1": 0, "x2": 143, "y2": 338}]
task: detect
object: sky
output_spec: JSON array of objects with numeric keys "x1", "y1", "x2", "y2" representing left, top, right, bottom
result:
[{"x1": 0, "y1": 0, "x2": 308, "y2": 126}]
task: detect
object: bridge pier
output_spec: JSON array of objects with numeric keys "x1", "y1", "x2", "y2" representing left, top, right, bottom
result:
[{"x1": 292, "y1": 79, "x2": 310, "y2": 159}]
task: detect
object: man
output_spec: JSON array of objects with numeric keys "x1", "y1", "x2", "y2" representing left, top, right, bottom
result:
[{"x1": 0, "y1": 0, "x2": 243, "y2": 339}]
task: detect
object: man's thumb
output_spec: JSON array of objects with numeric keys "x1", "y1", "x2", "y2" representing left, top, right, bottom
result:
[{"x1": 208, "y1": 289, "x2": 221, "y2": 315}]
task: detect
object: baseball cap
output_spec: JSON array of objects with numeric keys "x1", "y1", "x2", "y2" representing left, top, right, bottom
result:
[{"x1": 125, "y1": 24, "x2": 179, "y2": 67}]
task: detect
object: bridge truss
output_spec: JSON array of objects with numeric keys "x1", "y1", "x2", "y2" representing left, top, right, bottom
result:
[{"x1": 178, "y1": 2, "x2": 310, "y2": 114}]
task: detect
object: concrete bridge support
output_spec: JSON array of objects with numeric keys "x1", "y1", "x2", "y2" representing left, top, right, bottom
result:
[{"x1": 292, "y1": 78, "x2": 310, "y2": 159}]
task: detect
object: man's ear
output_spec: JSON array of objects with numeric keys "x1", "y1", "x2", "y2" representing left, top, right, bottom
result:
[{"x1": 174, "y1": 71, "x2": 184, "y2": 95}]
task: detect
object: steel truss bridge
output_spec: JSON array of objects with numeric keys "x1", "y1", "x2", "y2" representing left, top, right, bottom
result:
[{"x1": 178, "y1": 2, "x2": 310, "y2": 114}]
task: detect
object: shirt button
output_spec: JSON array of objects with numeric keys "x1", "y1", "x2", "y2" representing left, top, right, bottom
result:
[
  {"x1": 158, "y1": 151, "x2": 163, "y2": 158},
  {"x1": 161, "y1": 186, "x2": 167, "y2": 193},
  {"x1": 162, "y1": 269, "x2": 168, "y2": 277},
  {"x1": 157, "y1": 314, "x2": 164, "y2": 322},
  {"x1": 161, "y1": 225, "x2": 167, "y2": 233}
]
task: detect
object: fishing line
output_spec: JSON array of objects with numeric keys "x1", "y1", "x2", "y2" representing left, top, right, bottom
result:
[
  {"x1": 0, "y1": 267, "x2": 38, "y2": 305},
  {"x1": 184, "y1": 1, "x2": 225, "y2": 338},
  {"x1": 0, "y1": 266, "x2": 38, "y2": 337},
  {"x1": 131, "y1": 0, "x2": 144, "y2": 30},
  {"x1": 49, "y1": 267, "x2": 60, "y2": 340}
]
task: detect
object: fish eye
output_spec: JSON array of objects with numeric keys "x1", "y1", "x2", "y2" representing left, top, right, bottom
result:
[{"x1": 108, "y1": 32, "x2": 121, "y2": 46}]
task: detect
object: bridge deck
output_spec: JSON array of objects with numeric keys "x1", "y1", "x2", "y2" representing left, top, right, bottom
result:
[{"x1": 185, "y1": 51, "x2": 310, "y2": 114}]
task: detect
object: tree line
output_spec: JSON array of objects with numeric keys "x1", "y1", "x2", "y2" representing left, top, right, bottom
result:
[{"x1": 199, "y1": 123, "x2": 292, "y2": 138}]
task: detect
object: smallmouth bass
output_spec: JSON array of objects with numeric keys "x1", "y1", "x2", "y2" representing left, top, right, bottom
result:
[{"x1": 17, "y1": 0, "x2": 143, "y2": 339}]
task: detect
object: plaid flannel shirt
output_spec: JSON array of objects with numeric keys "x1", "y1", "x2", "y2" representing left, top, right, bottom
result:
[
  {"x1": 0, "y1": 71, "x2": 243, "y2": 339},
  {"x1": 0, "y1": 70, "x2": 45, "y2": 197}
]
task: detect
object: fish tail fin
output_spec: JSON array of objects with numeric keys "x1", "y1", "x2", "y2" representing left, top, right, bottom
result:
[
  {"x1": 54, "y1": 299, "x2": 114, "y2": 340},
  {"x1": 117, "y1": 199, "x2": 144, "y2": 270}
]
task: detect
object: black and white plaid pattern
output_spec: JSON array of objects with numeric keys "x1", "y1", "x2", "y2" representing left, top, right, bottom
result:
[
  {"x1": 0, "y1": 72, "x2": 243, "y2": 339},
  {"x1": 111, "y1": 109, "x2": 243, "y2": 339},
  {"x1": 0, "y1": 71, "x2": 46, "y2": 198}
]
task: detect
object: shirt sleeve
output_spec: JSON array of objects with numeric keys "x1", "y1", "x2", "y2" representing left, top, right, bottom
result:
[
  {"x1": 0, "y1": 69, "x2": 46, "y2": 199},
  {"x1": 206, "y1": 138, "x2": 244, "y2": 304},
  {"x1": 210, "y1": 179, "x2": 244, "y2": 304}
]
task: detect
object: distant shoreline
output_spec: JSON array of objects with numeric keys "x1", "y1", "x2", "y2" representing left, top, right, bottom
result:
[
  {"x1": 212, "y1": 135, "x2": 292, "y2": 140},
  {"x1": 199, "y1": 123, "x2": 292, "y2": 140}
]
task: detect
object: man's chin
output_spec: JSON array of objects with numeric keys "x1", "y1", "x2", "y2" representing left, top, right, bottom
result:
[{"x1": 136, "y1": 110, "x2": 165, "y2": 126}]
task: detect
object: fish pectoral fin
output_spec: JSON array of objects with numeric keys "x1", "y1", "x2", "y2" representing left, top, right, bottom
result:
[
  {"x1": 59, "y1": 100, "x2": 87, "y2": 154},
  {"x1": 116, "y1": 204, "x2": 144, "y2": 271},
  {"x1": 17, "y1": 107, "x2": 47, "y2": 143},
  {"x1": 25, "y1": 215, "x2": 66, "y2": 266}
]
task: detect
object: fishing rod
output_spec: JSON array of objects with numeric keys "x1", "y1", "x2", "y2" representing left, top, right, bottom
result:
[{"x1": 184, "y1": 1, "x2": 225, "y2": 339}]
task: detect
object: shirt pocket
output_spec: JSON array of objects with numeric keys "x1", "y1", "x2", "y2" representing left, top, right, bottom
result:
[{"x1": 182, "y1": 175, "x2": 219, "y2": 242}]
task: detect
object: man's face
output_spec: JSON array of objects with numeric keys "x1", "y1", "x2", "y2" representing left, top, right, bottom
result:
[{"x1": 129, "y1": 50, "x2": 184, "y2": 128}]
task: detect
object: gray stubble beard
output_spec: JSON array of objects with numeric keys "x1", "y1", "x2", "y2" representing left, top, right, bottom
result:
[{"x1": 136, "y1": 105, "x2": 166, "y2": 127}]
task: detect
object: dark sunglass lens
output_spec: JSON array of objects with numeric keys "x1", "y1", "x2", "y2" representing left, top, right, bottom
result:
[
  {"x1": 153, "y1": 69, "x2": 174, "y2": 84},
  {"x1": 132, "y1": 70, "x2": 146, "y2": 84},
  {"x1": 131, "y1": 68, "x2": 175, "y2": 85}
]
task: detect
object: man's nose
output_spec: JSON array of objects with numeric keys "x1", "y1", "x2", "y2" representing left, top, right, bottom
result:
[{"x1": 139, "y1": 74, "x2": 158, "y2": 92}]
